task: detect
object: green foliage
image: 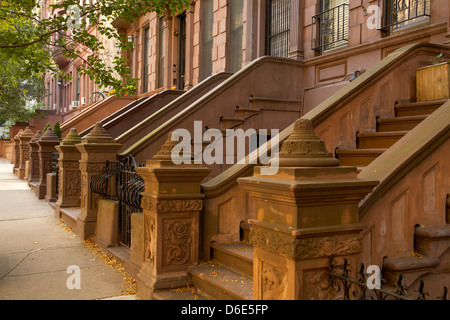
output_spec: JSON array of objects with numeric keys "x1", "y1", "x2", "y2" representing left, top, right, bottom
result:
[
  {"x1": 43, "y1": 123, "x2": 51, "y2": 133},
  {"x1": 0, "y1": 0, "x2": 193, "y2": 117},
  {"x1": 53, "y1": 121, "x2": 61, "y2": 138}
]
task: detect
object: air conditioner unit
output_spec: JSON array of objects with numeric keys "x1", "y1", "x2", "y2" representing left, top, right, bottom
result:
[
  {"x1": 81, "y1": 97, "x2": 86, "y2": 106},
  {"x1": 71, "y1": 101, "x2": 79, "y2": 109}
]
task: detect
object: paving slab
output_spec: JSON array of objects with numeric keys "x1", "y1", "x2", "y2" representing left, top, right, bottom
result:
[{"x1": 0, "y1": 158, "x2": 136, "y2": 300}]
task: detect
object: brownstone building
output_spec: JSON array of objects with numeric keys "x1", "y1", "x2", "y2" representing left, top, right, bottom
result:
[{"x1": 30, "y1": 0, "x2": 450, "y2": 300}]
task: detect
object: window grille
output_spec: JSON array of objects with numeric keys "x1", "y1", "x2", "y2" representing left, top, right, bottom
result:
[
  {"x1": 266, "y1": 0, "x2": 291, "y2": 58},
  {"x1": 381, "y1": 0, "x2": 430, "y2": 32},
  {"x1": 312, "y1": 0, "x2": 349, "y2": 53}
]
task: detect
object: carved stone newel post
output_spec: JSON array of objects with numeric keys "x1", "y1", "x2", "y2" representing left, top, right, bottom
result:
[
  {"x1": 35, "y1": 128, "x2": 60, "y2": 199},
  {"x1": 28, "y1": 130, "x2": 42, "y2": 185},
  {"x1": 18, "y1": 127, "x2": 34, "y2": 179},
  {"x1": 55, "y1": 128, "x2": 82, "y2": 218},
  {"x1": 75, "y1": 123, "x2": 121, "y2": 240},
  {"x1": 135, "y1": 133, "x2": 210, "y2": 300},
  {"x1": 12, "y1": 130, "x2": 23, "y2": 175},
  {"x1": 238, "y1": 119, "x2": 379, "y2": 300}
]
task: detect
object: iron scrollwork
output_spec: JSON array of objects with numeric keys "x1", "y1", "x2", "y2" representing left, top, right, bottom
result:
[{"x1": 328, "y1": 255, "x2": 448, "y2": 300}]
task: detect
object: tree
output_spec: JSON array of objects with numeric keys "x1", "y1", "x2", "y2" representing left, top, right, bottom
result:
[
  {"x1": 0, "y1": 52, "x2": 47, "y2": 125},
  {"x1": 43, "y1": 123, "x2": 51, "y2": 133},
  {"x1": 53, "y1": 121, "x2": 61, "y2": 138},
  {"x1": 0, "y1": 0, "x2": 192, "y2": 98}
]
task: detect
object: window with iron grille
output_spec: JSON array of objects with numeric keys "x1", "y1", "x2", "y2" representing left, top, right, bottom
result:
[
  {"x1": 382, "y1": 0, "x2": 430, "y2": 33},
  {"x1": 266, "y1": 0, "x2": 291, "y2": 58},
  {"x1": 312, "y1": 0, "x2": 349, "y2": 53}
]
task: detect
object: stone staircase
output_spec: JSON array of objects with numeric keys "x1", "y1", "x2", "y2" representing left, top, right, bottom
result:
[
  {"x1": 220, "y1": 96, "x2": 301, "y2": 131},
  {"x1": 336, "y1": 99, "x2": 448, "y2": 170},
  {"x1": 152, "y1": 98, "x2": 449, "y2": 300},
  {"x1": 153, "y1": 222, "x2": 254, "y2": 300},
  {"x1": 382, "y1": 222, "x2": 450, "y2": 299}
]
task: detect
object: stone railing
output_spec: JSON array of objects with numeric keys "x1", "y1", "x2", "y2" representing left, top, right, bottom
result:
[{"x1": 200, "y1": 42, "x2": 450, "y2": 259}]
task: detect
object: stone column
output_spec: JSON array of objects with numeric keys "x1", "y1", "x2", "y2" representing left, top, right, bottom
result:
[
  {"x1": 288, "y1": 0, "x2": 304, "y2": 60},
  {"x1": 135, "y1": 133, "x2": 210, "y2": 300},
  {"x1": 183, "y1": 5, "x2": 195, "y2": 90},
  {"x1": 28, "y1": 130, "x2": 42, "y2": 186},
  {"x1": 18, "y1": 127, "x2": 34, "y2": 179},
  {"x1": 55, "y1": 128, "x2": 82, "y2": 218},
  {"x1": 75, "y1": 123, "x2": 122, "y2": 240},
  {"x1": 12, "y1": 129, "x2": 23, "y2": 174},
  {"x1": 35, "y1": 128, "x2": 61, "y2": 199},
  {"x1": 163, "y1": 16, "x2": 173, "y2": 90},
  {"x1": 238, "y1": 119, "x2": 379, "y2": 300}
]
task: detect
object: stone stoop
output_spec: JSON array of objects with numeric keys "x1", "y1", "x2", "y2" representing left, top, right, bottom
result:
[
  {"x1": 153, "y1": 223, "x2": 254, "y2": 301},
  {"x1": 152, "y1": 242, "x2": 254, "y2": 301},
  {"x1": 382, "y1": 224, "x2": 450, "y2": 291}
]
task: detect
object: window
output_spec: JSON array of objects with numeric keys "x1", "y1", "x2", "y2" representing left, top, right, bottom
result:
[
  {"x1": 383, "y1": 0, "x2": 430, "y2": 32},
  {"x1": 228, "y1": 0, "x2": 244, "y2": 72},
  {"x1": 266, "y1": 0, "x2": 291, "y2": 58},
  {"x1": 142, "y1": 26, "x2": 150, "y2": 92},
  {"x1": 312, "y1": 0, "x2": 349, "y2": 53},
  {"x1": 200, "y1": 0, "x2": 214, "y2": 80},
  {"x1": 157, "y1": 18, "x2": 165, "y2": 89}
]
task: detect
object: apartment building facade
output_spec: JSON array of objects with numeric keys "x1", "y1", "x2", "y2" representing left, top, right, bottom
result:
[{"x1": 41, "y1": 1, "x2": 449, "y2": 118}]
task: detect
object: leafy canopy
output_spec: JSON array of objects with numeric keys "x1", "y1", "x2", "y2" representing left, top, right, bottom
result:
[{"x1": 0, "y1": 0, "x2": 192, "y2": 122}]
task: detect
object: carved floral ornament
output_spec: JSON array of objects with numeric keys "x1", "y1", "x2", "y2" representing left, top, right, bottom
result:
[
  {"x1": 250, "y1": 226, "x2": 362, "y2": 260},
  {"x1": 141, "y1": 198, "x2": 203, "y2": 213}
]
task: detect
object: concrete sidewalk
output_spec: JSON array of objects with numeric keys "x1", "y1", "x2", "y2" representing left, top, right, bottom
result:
[{"x1": 0, "y1": 158, "x2": 136, "y2": 300}]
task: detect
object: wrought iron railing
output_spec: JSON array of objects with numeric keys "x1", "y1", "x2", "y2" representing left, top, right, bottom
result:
[
  {"x1": 380, "y1": 0, "x2": 430, "y2": 33},
  {"x1": 328, "y1": 255, "x2": 448, "y2": 300},
  {"x1": 90, "y1": 155, "x2": 144, "y2": 248},
  {"x1": 312, "y1": 3, "x2": 349, "y2": 53},
  {"x1": 117, "y1": 156, "x2": 145, "y2": 247},
  {"x1": 51, "y1": 151, "x2": 59, "y2": 198},
  {"x1": 90, "y1": 160, "x2": 121, "y2": 201}
]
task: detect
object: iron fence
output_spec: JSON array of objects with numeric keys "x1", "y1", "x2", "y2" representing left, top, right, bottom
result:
[
  {"x1": 328, "y1": 255, "x2": 448, "y2": 300},
  {"x1": 312, "y1": 3, "x2": 349, "y2": 53},
  {"x1": 90, "y1": 155, "x2": 145, "y2": 248}
]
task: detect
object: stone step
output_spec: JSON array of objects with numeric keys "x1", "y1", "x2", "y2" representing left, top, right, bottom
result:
[
  {"x1": 152, "y1": 286, "x2": 208, "y2": 301},
  {"x1": 240, "y1": 221, "x2": 251, "y2": 243},
  {"x1": 414, "y1": 225, "x2": 450, "y2": 259},
  {"x1": 357, "y1": 131, "x2": 408, "y2": 149},
  {"x1": 220, "y1": 116, "x2": 245, "y2": 130},
  {"x1": 187, "y1": 262, "x2": 253, "y2": 300},
  {"x1": 335, "y1": 148, "x2": 386, "y2": 167},
  {"x1": 383, "y1": 255, "x2": 440, "y2": 288},
  {"x1": 377, "y1": 115, "x2": 427, "y2": 132},
  {"x1": 235, "y1": 106, "x2": 260, "y2": 119},
  {"x1": 248, "y1": 96, "x2": 301, "y2": 112},
  {"x1": 395, "y1": 100, "x2": 447, "y2": 117},
  {"x1": 211, "y1": 242, "x2": 254, "y2": 278}
]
